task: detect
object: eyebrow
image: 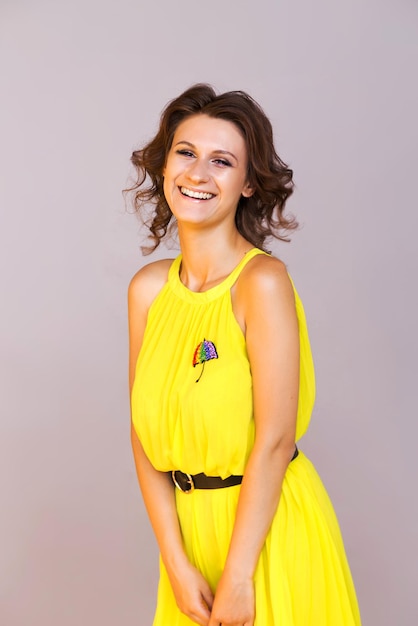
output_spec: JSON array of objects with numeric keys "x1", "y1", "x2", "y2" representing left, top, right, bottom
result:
[{"x1": 174, "y1": 140, "x2": 238, "y2": 162}]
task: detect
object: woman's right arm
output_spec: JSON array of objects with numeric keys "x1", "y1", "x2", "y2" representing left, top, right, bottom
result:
[{"x1": 128, "y1": 265, "x2": 214, "y2": 626}]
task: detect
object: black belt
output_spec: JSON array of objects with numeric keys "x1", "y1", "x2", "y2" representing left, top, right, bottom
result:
[{"x1": 171, "y1": 446, "x2": 299, "y2": 493}]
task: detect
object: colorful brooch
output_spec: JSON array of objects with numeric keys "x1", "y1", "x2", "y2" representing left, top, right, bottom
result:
[{"x1": 193, "y1": 339, "x2": 218, "y2": 383}]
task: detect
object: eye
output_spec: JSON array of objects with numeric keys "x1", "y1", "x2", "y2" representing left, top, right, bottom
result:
[
  {"x1": 176, "y1": 149, "x2": 195, "y2": 158},
  {"x1": 213, "y1": 158, "x2": 232, "y2": 167}
]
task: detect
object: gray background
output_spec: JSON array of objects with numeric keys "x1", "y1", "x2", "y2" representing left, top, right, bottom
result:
[{"x1": 1, "y1": 0, "x2": 417, "y2": 624}]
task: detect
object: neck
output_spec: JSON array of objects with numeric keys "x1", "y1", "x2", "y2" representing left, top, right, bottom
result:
[{"x1": 177, "y1": 224, "x2": 253, "y2": 292}]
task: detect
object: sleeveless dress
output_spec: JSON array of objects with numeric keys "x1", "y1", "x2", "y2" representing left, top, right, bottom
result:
[{"x1": 131, "y1": 248, "x2": 361, "y2": 625}]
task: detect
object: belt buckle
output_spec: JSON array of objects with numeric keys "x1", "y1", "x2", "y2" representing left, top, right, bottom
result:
[{"x1": 172, "y1": 470, "x2": 195, "y2": 493}]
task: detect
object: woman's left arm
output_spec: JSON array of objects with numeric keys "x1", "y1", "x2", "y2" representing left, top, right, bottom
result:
[{"x1": 209, "y1": 256, "x2": 299, "y2": 626}]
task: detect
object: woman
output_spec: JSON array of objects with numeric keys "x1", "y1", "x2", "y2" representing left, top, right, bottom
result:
[{"x1": 128, "y1": 84, "x2": 361, "y2": 626}]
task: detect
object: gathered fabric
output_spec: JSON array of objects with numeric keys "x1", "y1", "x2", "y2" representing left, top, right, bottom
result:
[{"x1": 131, "y1": 248, "x2": 361, "y2": 625}]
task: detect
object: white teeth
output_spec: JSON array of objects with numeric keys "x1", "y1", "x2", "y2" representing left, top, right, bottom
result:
[{"x1": 180, "y1": 187, "x2": 214, "y2": 200}]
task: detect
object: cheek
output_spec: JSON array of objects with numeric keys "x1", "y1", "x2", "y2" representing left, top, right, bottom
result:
[
  {"x1": 162, "y1": 176, "x2": 169, "y2": 199},
  {"x1": 162, "y1": 156, "x2": 178, "y2": 184},
  {"x1": 162, "y1": 177, "x2": 176, "y2": 212},
  {"x1": 162, "y1": 152, "x2": 172, "y2": 179}
]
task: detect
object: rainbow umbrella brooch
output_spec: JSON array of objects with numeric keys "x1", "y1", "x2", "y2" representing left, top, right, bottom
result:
[{"x1": 193, "y1": 339, "x2": 219, "y2": 383}]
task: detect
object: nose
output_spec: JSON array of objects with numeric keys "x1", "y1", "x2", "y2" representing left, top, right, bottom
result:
[{"x1": 186, "y1": 158, "x2": 209, "y2": 183}]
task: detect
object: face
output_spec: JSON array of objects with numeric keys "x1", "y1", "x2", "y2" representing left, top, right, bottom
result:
[{"x1": 163, "y1": 114, "x2": 253, "y2": 230}]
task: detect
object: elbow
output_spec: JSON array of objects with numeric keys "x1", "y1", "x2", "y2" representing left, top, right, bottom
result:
[
  {"x1": 255, "y1": 435, "x2": 297, "y2": 465},
  {"x1": 275, "y1": 439, "x2": 298, "y2": 464}
]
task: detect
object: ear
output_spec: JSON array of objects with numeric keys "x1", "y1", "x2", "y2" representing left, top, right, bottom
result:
[{"x1": 241, "y1": 182, "x2": 254, "y2": 198}]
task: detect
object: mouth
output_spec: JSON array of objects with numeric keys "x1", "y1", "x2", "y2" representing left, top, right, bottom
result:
[{"x1": 179, "y1": 186, "x2": 215, "y2": 200}]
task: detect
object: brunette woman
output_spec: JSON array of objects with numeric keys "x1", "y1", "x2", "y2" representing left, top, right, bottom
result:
[{"x1": 128, "y1": 84, "x2": 361, "y2": 626}]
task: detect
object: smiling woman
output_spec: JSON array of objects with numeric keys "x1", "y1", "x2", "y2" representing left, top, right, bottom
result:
[
  {"x1": 162, "y1": 115, "x2": 254, "y2": 233},
  {"x1": 126, "y1": 84, "x2": 362, "y2": 626},
  {"x1": 128, "y1": 83, "x2": 297, "y2": 254}
]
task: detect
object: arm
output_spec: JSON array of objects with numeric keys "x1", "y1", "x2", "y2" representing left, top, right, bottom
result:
[
  {"x1": 209, "y1": 256, "x2": 299, "y2": 626},
  {"x1": 129, "y1": 265, "x2": 214, "y2": 626}
]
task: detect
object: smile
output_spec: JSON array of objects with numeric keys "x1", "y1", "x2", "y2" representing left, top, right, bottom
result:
[{"x1": 180, "y1": 186, "x2": 215, "y2": 200}]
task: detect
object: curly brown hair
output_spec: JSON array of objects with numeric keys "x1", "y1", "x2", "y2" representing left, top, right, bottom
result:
[{"x1": 127, "y1": 83, "x2": 297, "y2": 254}]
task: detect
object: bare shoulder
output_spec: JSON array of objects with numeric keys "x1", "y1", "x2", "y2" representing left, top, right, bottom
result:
[
  {"x1": 232, "y1": 254, "x2": 295, "y2": 334},
  {"x1": 128, "y1": 258, "x2": 174, "y2": 311},
  {"x1": 236, "y1": 253, "x2": 294, "y2": 304}
]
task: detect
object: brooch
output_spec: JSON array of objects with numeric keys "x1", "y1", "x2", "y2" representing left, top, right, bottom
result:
[{"x1": 193, "y1": 339, "x2": 218, "y2": 383}]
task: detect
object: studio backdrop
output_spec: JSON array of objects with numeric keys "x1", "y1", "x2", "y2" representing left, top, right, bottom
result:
[{"x1": 1, "y1": 1, "x2": 417, "y2": 624}]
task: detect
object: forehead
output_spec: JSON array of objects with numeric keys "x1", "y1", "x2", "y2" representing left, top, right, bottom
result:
[{"x1": 172, "y1": 114, "x2": 246, "y2": 153}]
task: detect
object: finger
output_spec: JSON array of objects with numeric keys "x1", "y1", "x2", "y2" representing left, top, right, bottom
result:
[
  {"x1": 201, "y1": 588, "x2": 214, "y2": 612},
  {"x1": 189, "y1": 617, "x2": 208, "y2": 626},
  {"x1": 188, "y1": 602, "x2": 211, "y2": 626},
  {"x1": 207, "y1": 613, "x2": 220, "y2": 626},
  {"x1": 188, "y1": 612, "x2": 208, "y2": 626}
]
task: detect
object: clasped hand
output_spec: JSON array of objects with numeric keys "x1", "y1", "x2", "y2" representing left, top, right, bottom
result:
[
  {"x1": 208, "y1": 572, "x2": 254, "y2": 626},
  {"x1": 170, "y1": 562, "x2": 254, "y2": 626}
]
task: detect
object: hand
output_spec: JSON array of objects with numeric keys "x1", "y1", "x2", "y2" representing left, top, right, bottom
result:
[
  {"x1": 209, "y1": 573, "x2": 255, "y2": 626},
  {"x1": 167, "y1": 561, "x2": 214, "y2": 626}
]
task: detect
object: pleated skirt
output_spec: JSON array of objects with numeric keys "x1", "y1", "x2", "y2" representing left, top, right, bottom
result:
[{"x1": 152, "y1": 451, "x2": 361, "y2": 625}]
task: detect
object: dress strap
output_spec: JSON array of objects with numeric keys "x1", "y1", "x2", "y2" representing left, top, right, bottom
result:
[
  {"x1": 220, "y1": 247, "x2": 269, "y2": 291},
  {"x1": 167, "y1": 247, "x2": 269, "y2": 303}
]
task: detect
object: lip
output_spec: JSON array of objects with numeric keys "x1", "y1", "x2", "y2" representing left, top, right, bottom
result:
[{"x1": 179, "y1": 186, "x2": 216, "y2": 200}]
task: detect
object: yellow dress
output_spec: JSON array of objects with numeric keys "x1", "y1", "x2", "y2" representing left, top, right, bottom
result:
[{"x1": 131, "y1": 248, "x2": 361, "y2": 625}]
